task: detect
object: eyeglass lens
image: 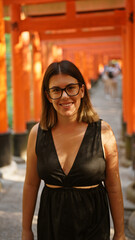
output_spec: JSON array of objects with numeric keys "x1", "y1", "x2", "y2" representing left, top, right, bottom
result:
[{"x1": 48, "y1": 83, "x2": 80, "y2": 99}]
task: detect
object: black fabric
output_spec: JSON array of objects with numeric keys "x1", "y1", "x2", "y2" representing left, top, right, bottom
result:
[{"x1": 36, "y1": 120, "x2": 110, "y2": 240}]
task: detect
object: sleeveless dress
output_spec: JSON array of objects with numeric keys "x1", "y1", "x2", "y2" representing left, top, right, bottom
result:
[{"x1": 36, "y1": 120, "x2": 110, "y2": 240}]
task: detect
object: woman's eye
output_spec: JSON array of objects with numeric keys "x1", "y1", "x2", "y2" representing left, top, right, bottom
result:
[
  {"x1": 52, "y1": 88, "x2": 60, "y2": 93},
  {"x1": 67, "y1": 85, "x2": 75, "y2": 90}
]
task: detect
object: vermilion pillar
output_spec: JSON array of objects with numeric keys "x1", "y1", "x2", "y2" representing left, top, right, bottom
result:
[
  {"x1": 125, "y1": 0, "x2": 133, "y2": 135},
  {"x1": 0, "y1": 0, "x2": 8, "y2": 133},
  {"x1": 132, "y1": 0, "x2": 135, "y2": 169},
  {"x1": 133, "y1": 0, "x2": 135, "y2": 134},
  {"x1": 121, "y1": 26, "x2": 128, "y2": 139},
  {"x1": 21, "y1": 31, "x2": 36, "y2": 133},
  {"x1": 121, "y1": 27, "x2": 127, "y2": 124},
  {"x1": 21, "y1": 32, "x2": 31, "y2": 124},
  {"x1": 93, "y1": 55, "x2": 99, "y2": 80},
  {"x1": 41, "y1": 41, "x2": 48, "y2": 73},
  {"x1": 125, "y1": 0, "x2": 134, "y2": 160},
  {"x1": 102, "y1": 54, "x2": 109, "y2": 66},
  {"x1": 125, "y1": 0, "x2": 135, "y2": 205},
  {"x1": 10, "y1": 4, "x2": 28, "y2": 159},
  {"x1": 10, "y1": 4, "x2": 26, "y2": 133},
  {"x1": 0, "y1": 0, "x2": 11, "y2": 167},
  {"x1": 32, "y1": 32, "x2": 42, "y2": 122}
]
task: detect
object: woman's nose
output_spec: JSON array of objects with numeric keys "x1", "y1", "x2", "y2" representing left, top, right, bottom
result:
[{"x1": 61, "y1": 89, "x2": 69, "y2": 98}]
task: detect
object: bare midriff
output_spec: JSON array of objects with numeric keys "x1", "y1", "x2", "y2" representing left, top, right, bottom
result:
[{"x1": 46, "y1": 183, "x2": 99, "y2": 189}]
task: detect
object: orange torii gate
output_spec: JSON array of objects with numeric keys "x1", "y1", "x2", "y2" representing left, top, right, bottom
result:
[
  {"x1": 122, "y1": 0, "x2": 135, "y2": 161},
  {"x1": 55, "y1": 39, "x2": 122, "y2": 84},
  {"x1": 0, "y1": 0, "x2": 11, "y2": 166},
  {"x1": 0, "y1": 0, "x2": 135, "y2": 168}
]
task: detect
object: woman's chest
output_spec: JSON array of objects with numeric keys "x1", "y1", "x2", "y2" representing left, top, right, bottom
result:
[
  {"x1": 52, "y1": 133, "x2": 85, "y2": 175},
  {"x1": 37, "y1": 124, "x2": 106, "y2": 185}
]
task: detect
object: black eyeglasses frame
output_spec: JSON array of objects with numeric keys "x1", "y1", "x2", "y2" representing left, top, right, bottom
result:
[{"x1": 46, "y1": 83, "x2": 82, "y2": 100}]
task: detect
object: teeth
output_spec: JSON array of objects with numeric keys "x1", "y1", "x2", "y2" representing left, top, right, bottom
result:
[{"x1": 61, "y1": 103, "x2": 72, "y2": 107}]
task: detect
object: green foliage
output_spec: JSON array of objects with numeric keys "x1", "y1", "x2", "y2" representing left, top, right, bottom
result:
[
  {"x1": 5, "y1": 33, "x2": 13, "y2": 128},
  {"x1": 7, "y1": 89, "x2": 13, "y2": 128}
]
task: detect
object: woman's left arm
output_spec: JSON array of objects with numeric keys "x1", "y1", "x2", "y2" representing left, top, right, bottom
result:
[{"x1": 101, "y1": 121, "x2": 126, "y2": 240}]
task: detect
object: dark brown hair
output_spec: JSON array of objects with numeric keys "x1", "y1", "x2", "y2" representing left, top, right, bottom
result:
[{"x1": 40, "y1": 60, "x2": 99, "y2": 129}]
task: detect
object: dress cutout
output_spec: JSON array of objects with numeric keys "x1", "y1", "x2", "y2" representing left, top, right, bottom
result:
[{"x1": 36, "y1": 120, "x2": 110, "y2": 240}]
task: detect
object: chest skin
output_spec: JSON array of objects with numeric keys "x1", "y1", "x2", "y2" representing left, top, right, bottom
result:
[{"x1": 51, "y1": 123, "x2": 88, "y2": 176}]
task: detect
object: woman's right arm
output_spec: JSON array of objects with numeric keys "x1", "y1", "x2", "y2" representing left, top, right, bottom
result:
[{"x1": 22, "y1": 124, "x2": 41, "y2": 240}]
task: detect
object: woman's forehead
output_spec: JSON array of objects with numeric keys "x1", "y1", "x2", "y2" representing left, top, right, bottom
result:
[{"x1": 49, "y1": 74, "x2": 78, "y2": 87}]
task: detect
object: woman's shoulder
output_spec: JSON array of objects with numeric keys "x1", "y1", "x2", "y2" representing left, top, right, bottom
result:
[
  {"x1": 101, "y1": 120, "x2": 115, "y2": 145},
  {"x1": 29, "y1": 123, "x2": 39, "y2": 139},
  {"x1": 101, "y1": 120, "x2": 112, "y2": 131}
]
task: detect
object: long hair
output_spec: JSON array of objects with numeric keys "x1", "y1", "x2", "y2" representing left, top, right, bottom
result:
[{"x1": 40, "y1": 60, "x2": 99, "y2": 129}]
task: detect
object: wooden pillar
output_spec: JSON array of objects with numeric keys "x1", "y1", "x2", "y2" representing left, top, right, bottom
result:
[
  {"x1": 125, "y1": 0, "x2": 135, "y2": 205},
  {"x1": 74, "y1": 50, "x2": 90, "y2": 88},
  {"x1": 21, "y1": 32, "x2": 31, "y2": 123},
  {"x1": 10, "y1": 4, "x2": 28, "y2": 159},
  {"x1": 52, "y1": 44, "x2": 63, "y2": 62},
  {"x1": 32, "y1": 32, "x2": 42, "y2": 122},
  {"x1": 10, "y1": 4, "x2": 25, "y2": 132},
  {"x1": 97, "y1": 55, "x2": 104, "y2": 77},
  {"x1": 93, "y1": 55, "x2": 99, "y2": 80},
  {"x1": 0, "y1": 0, "x2": 8, "y2": 133},
  {"x1": 21, "y1": 31, "x2": 34, "y2": 132},
  {"x1": 103, "y1": 54, "x2": 109, "y2": 66},
  {"x1": 88, "y1": 55, "x2": 95, "y2": 82},
  {"x1": 133, "y1": 1, "x2": 135, "y2": 134},
  {"x1": 132, "y1": 0, "x2": 135, "y2": 169},
  {"x1": 0, "y1": 0, "x2": 11, "y2": 167},
  {"x1": 41, "y1": 41, "x2": 48, "y2": 73},
  {"x1": 121, "y1": 27, "x2": 128, "y2": 139},
  {"x1": 126, "y1": 0, "x2": 134, "y2": 135},
  {"x1": 81, "y1": 51, "x2": 88, "y2": 86},
  {"x1": 125, "y1": 0, "x2": 134, "y2": 160}
]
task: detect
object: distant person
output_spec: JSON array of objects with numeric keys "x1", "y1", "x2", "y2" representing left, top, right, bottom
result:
[
  {"x1": 102, "y1": 62, "x2": 120, "y2": 99},
  {"x1": 107, "y1": 62, "x2": 120, "y2": 98},
  {"x1": 101, "y1": 66, "x2": 111, "y2": 97},
  {"x1": 22, "y1": 60, "x2": 126, "y2": 240}
]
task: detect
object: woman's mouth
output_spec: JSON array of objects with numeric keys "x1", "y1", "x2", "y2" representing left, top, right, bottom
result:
[{"x1": 59, "y1": 102, "x2": 73, "y2": 108}]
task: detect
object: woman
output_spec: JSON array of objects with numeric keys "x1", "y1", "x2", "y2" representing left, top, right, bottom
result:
[{"x1": 22, "y1": 60, "x2": 126, "y2": 240}]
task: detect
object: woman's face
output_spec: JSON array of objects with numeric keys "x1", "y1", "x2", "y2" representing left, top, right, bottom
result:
[{"x1": 47, "y1": 74, "x2": 84, "y2": 121}]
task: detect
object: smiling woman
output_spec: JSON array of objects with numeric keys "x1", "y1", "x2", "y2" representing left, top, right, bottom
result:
[
  {"x1": 22, "y1": 60, "x2": 126, "y2": 240},
  {"x1": 40, "y1": 60, "x2": 99, "y2": 129}
]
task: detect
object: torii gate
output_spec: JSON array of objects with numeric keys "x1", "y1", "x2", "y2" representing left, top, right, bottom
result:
[{"x1": 0, "y1": 0, "x2": 135, "y2": 169}]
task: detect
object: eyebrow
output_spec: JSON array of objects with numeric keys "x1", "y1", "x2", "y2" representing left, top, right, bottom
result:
[{"x1": 49, "y1": 83, "x2": 78, "y2": 89}]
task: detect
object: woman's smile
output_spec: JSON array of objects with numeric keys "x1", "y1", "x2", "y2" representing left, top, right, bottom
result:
[{"x1": 59, "y1": 102, "x2": 73, "y2": 109}]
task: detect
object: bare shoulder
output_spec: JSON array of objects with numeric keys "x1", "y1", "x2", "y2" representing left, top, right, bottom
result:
[
  {"x1": 101, "y1": 120, "x2": 112, "y2": 133},
  {"x1": 29, "y1": 123, "x2": 39, "y2": 138},
  {"x1": 27, "y1": 123, "x2": 39, "y2": 148},
  {"x1": 101, "y1": 120, "x2": 116, "y2": 146}
]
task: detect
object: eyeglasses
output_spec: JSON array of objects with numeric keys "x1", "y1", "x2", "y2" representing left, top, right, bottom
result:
[{"x1": 47, "y1": 83, "x2": 82, "y2": 100}]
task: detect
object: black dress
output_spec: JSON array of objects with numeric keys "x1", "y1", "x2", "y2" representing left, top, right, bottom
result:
[{"x1": 36, "y1": 120, "x2": 110, "y2": 240}]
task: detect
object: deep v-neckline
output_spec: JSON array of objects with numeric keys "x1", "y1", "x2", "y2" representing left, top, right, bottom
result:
[{"x1": 50, "y1": 124, "x2": 89, "y2": 176}]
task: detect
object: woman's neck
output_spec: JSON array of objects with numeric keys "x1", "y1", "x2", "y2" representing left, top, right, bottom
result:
[{"x1": 56, "y1": 115, "x2": 79, "y2": 129}]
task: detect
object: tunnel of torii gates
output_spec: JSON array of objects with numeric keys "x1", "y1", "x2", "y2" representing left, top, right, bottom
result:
[{"x1": 0, "y1": 0, "x2": 135, "y2": 169}]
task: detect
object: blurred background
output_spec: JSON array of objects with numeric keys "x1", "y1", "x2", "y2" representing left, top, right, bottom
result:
[{"x1": 0, "y1": 0, "x2": 135, "y2": 239}]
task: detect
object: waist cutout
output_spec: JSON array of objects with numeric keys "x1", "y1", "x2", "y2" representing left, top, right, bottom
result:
[{"x1": 45, "y1": 183, "x2": 99, "y2": 189}]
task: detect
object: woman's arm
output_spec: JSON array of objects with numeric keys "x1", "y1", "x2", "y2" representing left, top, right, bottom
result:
[
  {"x1": 22, "y1": 124, "x2": 41, "y2": 240},
  {"x1": 101, "y1": 121, "x2": 126, "y2": 240}
]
